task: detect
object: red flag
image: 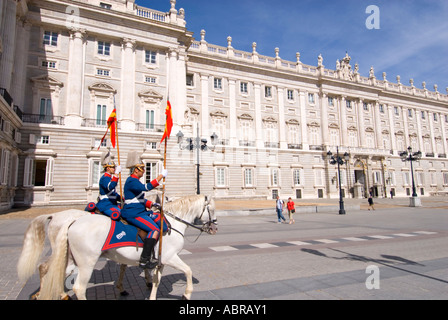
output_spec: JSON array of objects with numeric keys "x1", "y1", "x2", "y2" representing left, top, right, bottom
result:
[
  {"x1": 160, "y1": 100, "x2": 173, "y2": 143},
  {"x1": 98, "y1": 109, "x2": 117, "y2": 150}
]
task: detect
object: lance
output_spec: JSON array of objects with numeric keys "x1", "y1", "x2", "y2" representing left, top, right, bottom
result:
[
  {"x1": 158, "y1": 97, "x2": 172, "y2": 267},
  {"x1": 114, "y1": 97, "x2": 124, "y2": 208}
]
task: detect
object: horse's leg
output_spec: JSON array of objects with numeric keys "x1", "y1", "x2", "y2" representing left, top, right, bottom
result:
[
  {"x1": 166, "y1": 254, "x2": 193, "y2": 300},
  {"x1": 72, "y1": 261, "x2": 97, "y2": 300},
  {"x1": 145, "y1": 269, "x2": 152, "y2": 288},
  {"x1": 149, "y1": 265, "x2": 164, "y2": 300},
  {"x1": 115, "y1": 264, "x2": 129, "y2": 296}
]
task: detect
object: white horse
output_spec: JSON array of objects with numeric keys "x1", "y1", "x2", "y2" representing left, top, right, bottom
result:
[
  {"x1": 38, "y1": 194, "x2": 217, "y2": 300},
  {"x1": 16, "y1": 209, "x2": 89, "y2": 299},
  {"x1": 17, "y1": 193, "x2": 167, "y2": 299},
  {"x1": 16, "y1": 209, "x2": 151, "y2": 299}
]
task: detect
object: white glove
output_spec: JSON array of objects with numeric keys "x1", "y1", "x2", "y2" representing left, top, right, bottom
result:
[
  {"x1": 161, "y1": 168, "x2": 168, "y2": 178},
  {"x1": 115, "y1": 165, "x2": 122, "y2": 175}
]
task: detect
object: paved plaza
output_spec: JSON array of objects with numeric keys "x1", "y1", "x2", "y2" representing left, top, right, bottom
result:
[{"x1": 1, "y1": 196, "x2": 447, "y2": 302}]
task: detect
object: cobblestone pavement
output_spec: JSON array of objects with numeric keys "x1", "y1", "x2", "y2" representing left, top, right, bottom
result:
[{"x1": 1, "y1": 196, "x2": 447, "y2": 300}]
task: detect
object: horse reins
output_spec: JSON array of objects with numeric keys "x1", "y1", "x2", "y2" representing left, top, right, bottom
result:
[{"x1": 163, "y1": 200, "x2": 217, "y2": 240}]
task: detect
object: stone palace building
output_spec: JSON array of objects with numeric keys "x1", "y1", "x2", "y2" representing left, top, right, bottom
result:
[{"x1": 1, "y1": 0, "x2": 448, "y2": 210}]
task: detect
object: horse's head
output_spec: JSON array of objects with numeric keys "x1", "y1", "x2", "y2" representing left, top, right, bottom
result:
[{"x1": 198, "y1": 195, "x2": 218, "y2": 235}]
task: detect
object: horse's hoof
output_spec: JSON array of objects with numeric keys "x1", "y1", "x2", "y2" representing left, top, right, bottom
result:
[
  {"x1": 61, "y1": 295, "x2": 71, "y2": 300},
  {"x1": 146, "y1": 283, "x2": 153, "y2": 289},
  {"x1": 182, "y1": 295, "x2": 190, "y2": 300},
  {"x1": 120, "y1": 291, "x2": 129, "y2": 296}
]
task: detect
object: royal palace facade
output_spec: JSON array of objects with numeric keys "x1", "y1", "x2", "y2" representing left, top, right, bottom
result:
[{"x1": 1, "y1": 0, "x2": 448, "y2": 210}]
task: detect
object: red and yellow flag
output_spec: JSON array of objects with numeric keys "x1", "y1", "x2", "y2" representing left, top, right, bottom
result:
[
  {"x1": 98, "y1": 109, "x2": 117, "y2": 150},
  {"x1": 160, "y1": 100, "x2": 173, "y2": 143}
]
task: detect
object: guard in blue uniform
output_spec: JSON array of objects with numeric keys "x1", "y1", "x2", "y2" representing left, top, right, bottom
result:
[
  {"x1": 121, "y1": 151, "x2": 167, "y2": 269},
  {"x1": 96, "y1": 152, "x2": 122, "y2": 220}
]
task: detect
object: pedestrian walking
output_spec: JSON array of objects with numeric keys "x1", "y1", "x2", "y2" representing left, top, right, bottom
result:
[
  {"x1": 368, "y1": 195, "x2": 375, "y2": 211},
  {"x1": 275, "y1": 196, "x2": 287, "y2": 223},
  {"x1": 287, "y1": 197, "x2": 295, "y2": 224}
]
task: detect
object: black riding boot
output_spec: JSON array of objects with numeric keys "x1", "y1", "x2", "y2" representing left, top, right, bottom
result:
[{"x1": 139, "y1": 238, "x2": 158, "y2": 269}]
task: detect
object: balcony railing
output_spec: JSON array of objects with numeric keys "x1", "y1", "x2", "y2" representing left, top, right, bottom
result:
[
  {"x1": 22, "y1": 114, "x2": 64, "y2": 125},
  {"x1": 288, "y1": 144, "x2": 303, "y2": 150},
  {"x1": 239, "y1": 140, "x2": 256, "y2": 147},
  {"x1": 135, "y1": 123, "x2": 165, "y2": 132},
  {"x1": 0, "y1": 88, "x2": 13, "y2": 106},
  {"x1": 265, "y1": 142, "x2": 279, "y2": 148}
]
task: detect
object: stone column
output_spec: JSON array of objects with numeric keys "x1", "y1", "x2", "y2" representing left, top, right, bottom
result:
[
  {"x1": 340, "y1": 96, "x2": 348, "y2": 147},
  {"x1": 254, "y1": 83, "x2": 264, "y2": 148},
  {"x1": 402, "y1": 106, "x2": 410, "y2": 148},
  {"x1": 65, "y1": 28, "x2": 86, "y2": 127},
  {"x1": 374, "y1": 101, "x2": 383, "y2": 149},
  {"x1": 428, "y1": 112, "x2": 437, "y2": 155},
  {"x1": 440, "y1": 113, "x2": 448, "y2": 155},
  {"x1": 0, "y1": 0, "x2": 17, "y2": 91},
  {"x1": 277, "y1": 87, "x2": 287, "y2": 149},
  {"x1": 415, "y1": 109, "x2": 424, "y2": 153},
  {"x1": 120, "y1": 38, "x2": 136, "y2": 130},
  {"x1": 387, "y1": 105, "x2": 397, "y2": 154},
  {"x1": 299, "y1": 91, "x2": 308, "y2": 150},
  {"x1": 320, "y1": 92, "x2": 329, "y2": 147},
  {"x1": 10, "y1": 18, "x2": 31, "y2": 107},
  {"x1": 175, "y1": 46, "x2": 188, "y2": 127},
  {"x1": 357, "y1": 99, "x2": 365, "y2": 147},
  {"x1": 228, "y1": 79, "x2": 237, "y2": 146},
  {"x1": 200, "y1": 73, "x2": 209, "y2": 137}
]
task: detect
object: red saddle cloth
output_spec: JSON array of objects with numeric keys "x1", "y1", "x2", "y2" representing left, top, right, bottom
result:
[{"x1": 102, "y1": 220, "x2": 144, "y2": 252}]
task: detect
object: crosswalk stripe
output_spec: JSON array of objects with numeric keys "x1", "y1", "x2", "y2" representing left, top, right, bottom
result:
[{"x1": 197, "y1": 231, "x2": 437, "y2": 255}]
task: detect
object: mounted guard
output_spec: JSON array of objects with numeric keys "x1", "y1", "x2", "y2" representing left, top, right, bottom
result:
[
  {"x1": 94, "y1": 151, "x2": 122, "y2": 220},
  {"x1": 121, "y1": 151, "x2": 168, "y2": 269}
]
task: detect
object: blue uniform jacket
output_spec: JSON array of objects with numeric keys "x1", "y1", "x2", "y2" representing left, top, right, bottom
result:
[
  {"x1": 121, "y1": 174, "x2": 159, "y2": 219},
  {"x1": 96, "y1": 173, "x2": 121, "y2": 212}
]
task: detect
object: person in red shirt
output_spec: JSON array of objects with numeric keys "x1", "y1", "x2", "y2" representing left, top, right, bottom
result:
[{"x1": 287, "y1": 197, "x2": 295, "y2": 224}]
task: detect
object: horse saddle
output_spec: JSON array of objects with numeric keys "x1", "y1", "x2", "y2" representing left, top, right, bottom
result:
[{"x1": 85, "y1": 202, "x2": 168, "y2": 251}]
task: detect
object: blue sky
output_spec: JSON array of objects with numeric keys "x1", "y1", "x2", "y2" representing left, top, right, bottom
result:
[{"x1": 136, "y1": 0, "x2": 448, "y2": 92}]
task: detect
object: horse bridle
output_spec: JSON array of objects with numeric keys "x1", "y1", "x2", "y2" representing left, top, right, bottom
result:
[{"x1": 163, "y1": 199, "x2": 218, "y2": 238}]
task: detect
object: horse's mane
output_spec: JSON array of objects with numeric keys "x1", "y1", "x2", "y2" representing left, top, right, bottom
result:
[{"x1": 164, "y1": 194, "x2": 210, "y2": 219}]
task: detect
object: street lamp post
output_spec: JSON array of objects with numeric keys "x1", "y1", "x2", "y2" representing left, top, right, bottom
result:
[
  {"x1": 327, "y1": 147, "x2": 350, "y2": 215},
  {"x1": 176, "y1": 127, "x2": 218, "y2": 195},
  {"x1": 400, "y1": 146, "x2": 422, "y2": 207}
]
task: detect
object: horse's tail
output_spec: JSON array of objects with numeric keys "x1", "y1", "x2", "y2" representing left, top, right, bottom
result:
[
  {"x1": 38, "y1": 219, "x2": 72, "y2": 300},
  {"x1": 17, "y1": 214, "x2": 54, "y2": 283}
]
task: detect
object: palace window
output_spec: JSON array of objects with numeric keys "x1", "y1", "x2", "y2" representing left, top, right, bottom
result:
[
  {"x1": 214, "y1": 78, "x2": 222, "y2": 90},
  {"x1": 24, "y1": 157, "x2": 54, "y2": 187},
  {"x1": 90, "y1": 159, "x2": 102, "y2": 188},
  {"x1": 98, "y1": 41, "x2": 111, "y2": 56},
  {"x1": 146, "y1": 110, "x2": 155, "y2": 129},
  {"x1": 216, "y1": 167, "x2": 226, "y2": 187},
  {"x1": 97, "y1": 68, "x2": 110, "y2": 77},
  {"x1": 96, "y1": 104, "x2": 107, "y2": 126},
  {"x1": 287, "y1": 89, "x2": 294, "y2": 101},
  {"x1": 244, "y1": 168, "x2": 254, "y2": 187},
  {"x1": 145, "y1": 162, "x2": 159, "y2": 183},
  {"x1": 145, "y1": 50, "x2": 157, "y2": 64},
  {"x1": 308, "y1": 93, "x2": 315, "y2": 104},
  {"x1": 240, "y1": 82, "x2": 248, "y2": 94},
  {"x1": 271, "y1": 168, "x2": 279, "y2": 186},
  {"x1": 43, "y1": 31, "x2": 58, "y2": 46},
  {"x1": 265, "y1": 86, "x2": 272, "y2": 98},
  {"x1": 293, "y1": 169, "x2": 302, "y2": 186},
  {"x1": 346, "y1": 100, "x2": 352, "y2": 109},
  {"x1": 40, "y1": 98, "x2": 53, "y2": 122}
]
